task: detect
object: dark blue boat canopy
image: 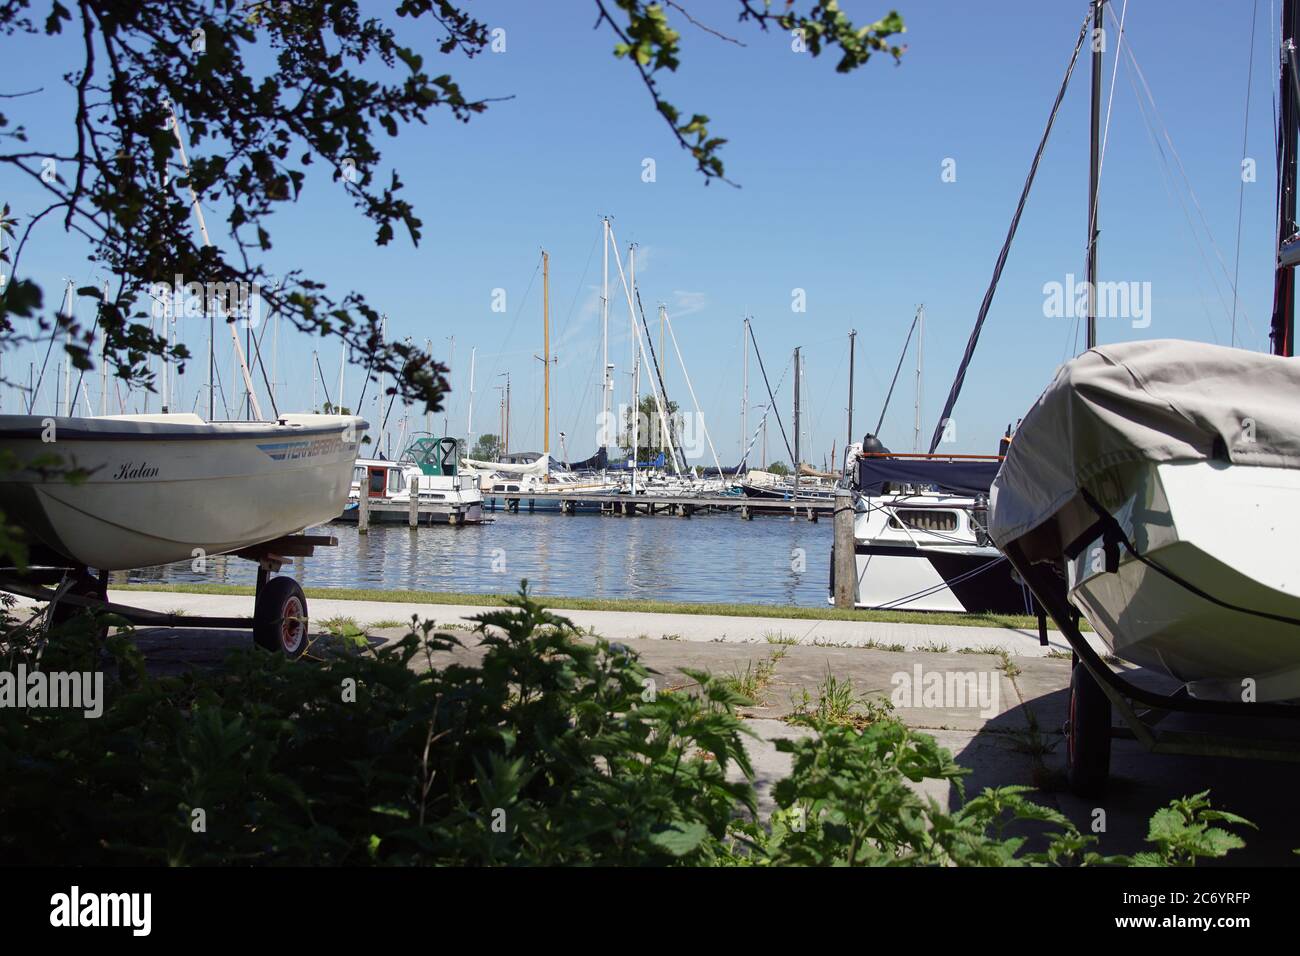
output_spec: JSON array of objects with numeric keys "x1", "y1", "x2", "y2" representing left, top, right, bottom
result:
[{"x1": 857, "y1": 457, "x2": 999, "y2": 498}]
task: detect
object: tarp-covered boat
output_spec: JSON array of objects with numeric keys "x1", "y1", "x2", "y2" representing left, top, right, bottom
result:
[{"x1": 990, "y1": 339, "x2": 1300, "y2": 701}]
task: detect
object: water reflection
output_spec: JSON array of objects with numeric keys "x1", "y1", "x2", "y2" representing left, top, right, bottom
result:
[{"x1": 125, "y1": 512, "x2": 833, "y2": 607}]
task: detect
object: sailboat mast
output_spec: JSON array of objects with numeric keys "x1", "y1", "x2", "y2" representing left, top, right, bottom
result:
[
  {"x1": 914, "y1": 306, "x2": 925, "y2": 452},
  {"x1": 847, "y1": 328, "x2": 856, "y2": 445},
  {"x1": 742, "y1": 317, "x2": 749, "y2": 463},
  {"x1": 601, "y1": 217, "x2": 611, "y2": 450},
  {"x1": 1275, "y1": 0, "x2": 1300, "y2": 356},
  {"x1": 542, "y1": 249, "x2": 550, "y2": 455},
  {"x1": 793, "y1": 346, "x2": 801, "y2": 468},
  {"x1": 100, "y1": 280, "x2": 109, "y2": 416},
  {"x1": 466, "y1": 347, "x2": 476, "y2": 435},
  {"x1": 166, "y1": 99, "x2": 260, "y2": 421},
  {"x1": 1086, "y1": 0, "x2": 1105, "y2": 350}
]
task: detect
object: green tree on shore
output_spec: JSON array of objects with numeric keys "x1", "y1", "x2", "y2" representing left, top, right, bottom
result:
[{"x1": 470, "y1": 433, "x2": 501, "y2": 462}]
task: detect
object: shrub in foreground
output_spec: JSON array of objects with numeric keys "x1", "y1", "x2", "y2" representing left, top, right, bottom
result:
[{"x1": 0, "y1": 586, "x2": 1252, "y2": 865}]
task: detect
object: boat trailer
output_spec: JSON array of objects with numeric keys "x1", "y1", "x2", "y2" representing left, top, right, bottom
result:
[
  {"x1": 1003, "y1": 539, "x2": 1300, "y2": 796},
  {"x1": 0, "y1": 533, "x2": 336, "y2": 658}
]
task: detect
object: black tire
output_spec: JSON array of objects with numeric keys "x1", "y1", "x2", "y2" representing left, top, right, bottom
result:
[
  {"x1": 253, "y1": 576, "x2": 309, "y2": 658},
  {"x1": 1066, "y1": 659, "x2": 1112, "y2": 797}
]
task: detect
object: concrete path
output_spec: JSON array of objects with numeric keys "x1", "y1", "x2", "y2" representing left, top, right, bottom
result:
[{"x1": 100, "y1": 588, "x2": 1109, "y2": 658}]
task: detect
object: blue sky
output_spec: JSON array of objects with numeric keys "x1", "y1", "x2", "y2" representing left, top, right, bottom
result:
[{"x1": 0, "y1": 0, "x2": 1283, "y2": 465}]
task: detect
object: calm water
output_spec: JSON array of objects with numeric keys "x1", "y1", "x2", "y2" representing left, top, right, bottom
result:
[{"x1": 126, "y1": 510, "x2": 834, "y2": 606}]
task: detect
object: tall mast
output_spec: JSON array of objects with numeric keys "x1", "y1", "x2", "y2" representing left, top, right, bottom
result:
[
  {"x1": 847, "y1": 328, "x2": 856, "y2": 446},
  {"x1": 466, "y1": 346, "x2": 476, "y2": 435},
  {"x1": 160, "y1": 296, "x2": 169, "y2": 413},
  {"x1": 914, "y1": 306, "x2": 925, "y2": 452},
  {"x1": 100, "y1": 280, "x2": 109, "y2": 415},
  {"x1": 271, "y1": 302, "x2": 279, "y2": 410},
  {"x1": 424, "y1": 337, "x2": 433, "y2": 435},
  {"x1": 337, "y1": 349, "x2": 345, "y2": 415},
  {"x1": 792, "y1": 346, "x2": 801, "y2": 468},
  {"x1": 631, "y1": 244, "x2": 640, "y2": 478},
  {"x1": 542, "y1": 249, "x2": 550, "y2": 454},
  {"x1": 1086, "y1": 0, "x2": 1105, "y2": 350},
  {"x1": 445, "y1": 335, "x2": 453, "y2": 437},
  {"x1": 1275, "y1": 0, "x2": 1300, "y2": 355},
  {"x1": 601, "y1": 217, "x2": 612, "y2": 450},
  {"x1": 61, "y1": 285, "x2": 72, "y2": 416},
  {"x1": 742, "y1": 317, "x2": 749, "y2": 462},
  {"x1": 166, "y1": 99, "x2": 260, "y2": 420}
]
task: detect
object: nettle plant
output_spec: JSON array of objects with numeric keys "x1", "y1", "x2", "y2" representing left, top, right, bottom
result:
[{"x1": 0, "y1": 586, "x2": 1254, "y2": 866}]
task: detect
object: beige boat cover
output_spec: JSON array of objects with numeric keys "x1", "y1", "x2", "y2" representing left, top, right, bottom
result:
[{"x1": 989, "y1": 339, "x2": 1300, "y2": 549}]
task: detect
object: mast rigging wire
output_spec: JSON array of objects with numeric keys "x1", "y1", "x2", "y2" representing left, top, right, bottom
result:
[
  {"x1": 928, "y1": 10, "x2": 1092, "y2": 454},
  {"x1": 1232, "y1": 0, "x2": 1261, "y2": 347}
]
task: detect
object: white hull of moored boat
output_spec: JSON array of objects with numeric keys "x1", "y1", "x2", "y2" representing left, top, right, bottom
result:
[
  {"x1": 1067, "y1": 459, "x2": 1300, "y2": 702},
  {"x1": 844, "y1": 491, "x2": 1030, "y2": 614},
  {"x1": 0, "y1": 413, "x2": 366, "y2": 570},
  {"x1": 340, "y1": 455, "x2": 485, "y2": 525}
]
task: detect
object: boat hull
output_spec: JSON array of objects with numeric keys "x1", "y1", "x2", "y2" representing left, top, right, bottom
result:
[
  {"x1": 0, "y1": 413, "x2": 366, "y2": 570},
  {"x1": 834, "y1": 490, "x2": 1029, "y2": 614},
  {"x1": 851, "y1": 543, "x2": 1029, "y2": 613},
  {"x1": 1068, "y1": 460, "x2": 1300, "y2": 702}
]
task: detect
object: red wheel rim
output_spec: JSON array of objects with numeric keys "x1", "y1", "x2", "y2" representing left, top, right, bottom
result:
[{"x1": 280, "y1": 596, "x2": 305, "y2": 653}]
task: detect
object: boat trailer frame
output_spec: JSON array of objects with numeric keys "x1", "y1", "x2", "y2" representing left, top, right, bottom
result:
[
  {"x1": 1002, "y1": 539, "x2": 1300, "y2": 793},
  {"x1": 0, "y1": 533, "x2": 336, "y2": 656}
]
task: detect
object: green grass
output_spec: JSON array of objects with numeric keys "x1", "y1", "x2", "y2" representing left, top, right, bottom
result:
[
  {"x1": 366, "y1": 618, "x2": 410, "y2": 630},
  {"x1": 764, "y1": 631, "x2": 800, "y2": 645},
  {"x1": 111, "y1": 582, "x2": 1077, "y2": 630},
  {"x1": 786, "y1": 668, "x2": 894, "y2": 730},
  {"x1": 716, "y1": 651, "x2": 783, "y2": 704}
]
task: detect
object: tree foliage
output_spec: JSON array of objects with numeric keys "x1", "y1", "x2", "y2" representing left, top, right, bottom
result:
[
  {"x1": 470, "y1": 432, "x2": 500, "y2": 461},
  {"x1": 0, "y1": 1, "x2": 905, "y2": 411}
]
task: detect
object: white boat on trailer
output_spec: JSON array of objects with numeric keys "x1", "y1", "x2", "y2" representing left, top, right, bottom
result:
[
  {"x1": 0, "y1": 411, "x2": 367, "y2": 656},
  {"x1": 992, "y1": 340, "x2": 1300, "y2": 703},
  {"x1": 0, "y1": 412, "x2": 365, "y2": 569}
]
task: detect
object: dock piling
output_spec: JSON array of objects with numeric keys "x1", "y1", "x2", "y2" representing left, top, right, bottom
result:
[{"x1": 832, "y1": 487, "x2": 857, "y2": 608}]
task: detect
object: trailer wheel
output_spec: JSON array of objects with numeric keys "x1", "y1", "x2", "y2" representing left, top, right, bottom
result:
[
  {"x1": 1066, "y1": 660, "x2": 1112, "y2": 796},
  {"x1": 254, "y1": 576, "x2": 309, "y2": 658}
]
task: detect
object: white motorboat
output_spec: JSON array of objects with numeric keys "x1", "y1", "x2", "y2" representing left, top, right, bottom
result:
[
  {"x1": 834, "y1": 441, "x2": 1031, "y2": 614},
  {"x1": 339, "y1": 437, "x2": 484, "y2": 525},
  {"x1": 0, "y1": 412, "x2": 367, "y2": 571},
  {"x1": 990, "y1": 340, "x2": 1300, "y2": 702}
]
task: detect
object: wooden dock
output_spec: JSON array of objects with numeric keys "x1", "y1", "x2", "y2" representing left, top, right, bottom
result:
[{"x1": 486, "y1": 492, "x2": 832, "y2": 521}]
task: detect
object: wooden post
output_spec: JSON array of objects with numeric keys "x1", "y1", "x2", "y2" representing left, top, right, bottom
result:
[
  {"x1": 833, "y1": 487, "x2": 857, "y2": 608},
  {"x1": 358, "y1": 486, "x2": 370, "y2": 534},
  {"x1": 408, "y1": 476, "x2": 419, "y2": 527}
]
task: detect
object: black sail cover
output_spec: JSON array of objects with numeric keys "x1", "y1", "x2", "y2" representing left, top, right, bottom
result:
[
  {"x1": 857, "y1": 457, "x2": 1000, "y2": 498},
  {"x1": 564, "y1": 447, "x2": 609, "y2": 471}
]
